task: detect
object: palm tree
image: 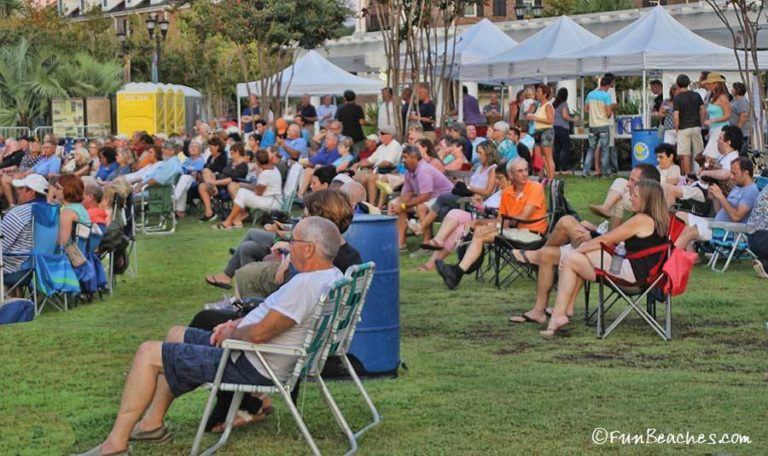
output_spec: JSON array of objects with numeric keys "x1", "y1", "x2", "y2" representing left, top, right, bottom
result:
[
  {"x1": 0, "y1": 0, "x2": 22, "y2": 17},
  {"x1": 60, "y1": 53, "x2": 124, "y2": 97},
  {"x1": 0, "y1": 38, "x2": 68, "y2": 127}
]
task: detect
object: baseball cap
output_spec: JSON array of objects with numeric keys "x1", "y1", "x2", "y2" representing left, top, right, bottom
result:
[
  {"x1": 12, "y1": 174, "x2": 48, "y2": 195},
  {"x1": 365, "y1": 133, "x2": 379, "y2": 142},
  {"x1": 276, "y1": 118, "x2": 288, "y2": 135},
  {"x1": 379, "y1": 125, "x2": 395, "y2": 135}
]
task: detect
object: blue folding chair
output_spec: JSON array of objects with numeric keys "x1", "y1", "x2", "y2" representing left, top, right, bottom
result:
[{"x1": 6, "y1": 203, "x2": 80, "y2": 315}]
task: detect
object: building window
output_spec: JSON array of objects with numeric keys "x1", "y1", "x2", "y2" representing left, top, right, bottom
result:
[
  {"x1": 464, "y1": 3, "x2": 477, "y2": 17},
  {"x1": 492, "y1": 0, "x2": 506, "y2": 17}
]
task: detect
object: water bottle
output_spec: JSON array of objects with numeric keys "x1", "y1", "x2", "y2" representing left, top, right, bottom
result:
[{"x1": 609, "y1": 242, "x2": 626, "y2": 275}]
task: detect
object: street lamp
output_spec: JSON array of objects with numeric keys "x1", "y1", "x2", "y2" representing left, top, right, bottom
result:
[
  {"x1": 145, "y1": 14, "x2": 169, "y2": 83},
  {"x1": 515, "y1": 0, "x2": 543, "y2": 20},
  {"x1": 116, "y1": 19, "x2": 130, "y2": 82}
]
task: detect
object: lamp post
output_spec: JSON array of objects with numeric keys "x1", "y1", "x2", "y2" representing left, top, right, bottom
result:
[
  {"x1": 515, "y1": 0, "x2": 543, "y2": 21},
  {"x1": 145, "y1": 14, "x2": 169, "y2": 84},
  {"x1": 116, "y1": 19, "x2": 130, "y2": 82}
]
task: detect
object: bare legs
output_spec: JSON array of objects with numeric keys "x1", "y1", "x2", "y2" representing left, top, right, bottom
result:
[
  {"x1": 221, "y1": 204, "x2": 247, "y2": 228},
  {"x1": 457, "y1": 225, "x2": 496, "y2": 271},
  {"x1": 542, "y1": 145, "x2": 555, "y2": 181},
  {"x1": 541, "y1": 251, "x2": 596, "y2": 336},
  {"x1": 98, "y1": 326, "x2": 185, "y2": 454},
  {"x1": 297, "y1": 168, "x2": 314, "y2": 198}
]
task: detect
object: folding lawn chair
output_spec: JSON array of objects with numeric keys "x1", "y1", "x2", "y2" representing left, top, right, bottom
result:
[
  {"x1": 490, "y1": 179, "x2": 576, "y2": 288},
  {"x1": 139, "y1": 181, "x2": 177, "y2": 235},
  {"x1": 5, "y1": 203, "x2": 80, "y2": 316},
  {"x1": 191, "y1": 276, "x2": 351, "y2": 456},
  {"x1": 315, "y1": 262, "x2": 379, "y2": 455}
]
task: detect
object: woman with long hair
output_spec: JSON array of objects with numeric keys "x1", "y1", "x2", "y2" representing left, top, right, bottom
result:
[
  {"x1": 702, "y1": 74, "x2": 732, "y2": 159},
  {"x1": 552, "y1": 87, "x2": 574, "y2": 173},
  {"x1": 527, "y1": 85, "x2": 555, "y2": 182},
  {"x1": 541, "y1": 179, "x2": 669, "y2": 336}
]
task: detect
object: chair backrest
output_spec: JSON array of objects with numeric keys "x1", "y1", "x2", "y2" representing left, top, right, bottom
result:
[
  {"x1": 289, "y1": 276, "x2": 350, "y2": 385},
  {"x1": 31, "y1": 203, "x2": 60, "y2": 256},
  {"x1": 281, "y1": 163, "x2": 304, "y2": 212},
  {"x1": 756, "y1": 175, "x2": 768, "y2": 191},
  {"x1": 330, "y1": 262, "x2": 376, "y2": 357}
]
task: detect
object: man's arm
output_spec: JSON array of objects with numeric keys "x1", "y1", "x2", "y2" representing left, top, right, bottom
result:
[
  {"x1": 710, "y1": 185, "x2": 752, "y2": 222},
  {"x1": 503, "y1": 203, "x2": 537, "y2": 229},
  {"x1": 673, "y1": 111, "x2": 680, "y2": 130},
  {"x1": 230, "y1": 310, "x2": 296, "y2": 345}
]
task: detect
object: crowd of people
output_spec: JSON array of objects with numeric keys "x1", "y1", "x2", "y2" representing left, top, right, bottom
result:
[{"x1": 1, "y1": 75, "x2": 767, "y2": 455}]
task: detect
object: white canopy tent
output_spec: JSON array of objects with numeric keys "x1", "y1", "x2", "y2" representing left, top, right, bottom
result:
[
  {"x1": 459, "y1": 16, "x2": 601, "y2": 85},
  {"x1": 436, "y1": 19, "x2": 518, "y2": 120},
  {"x1": 236, "y1": 50, "x2": 384, "y2": 131}
]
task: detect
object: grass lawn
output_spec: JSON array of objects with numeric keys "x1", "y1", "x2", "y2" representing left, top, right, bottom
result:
[{"x1": 1, "y1": 176, "x2": 766, "y2": 455}]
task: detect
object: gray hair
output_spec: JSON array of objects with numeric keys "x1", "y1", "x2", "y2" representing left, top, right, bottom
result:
[
  {"x1": 506, "y1": 157, "x2": 528, "y2": 173},
  {"x1": 340, "y1": 181, "x2": 366, "y2": 206},
  {"x1": 493, "y1": 121, "x2": 510, "y2": 134},
  {"x1": 297, "y1": 216, "x2": 342, "y2": 261},
  {"x1": 451, "y1": 121, "x2": 466, "y2": 136}
]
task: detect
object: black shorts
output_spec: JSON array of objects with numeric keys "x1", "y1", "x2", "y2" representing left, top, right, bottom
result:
[{"x1": 161, "y1": 328, "x2": 272, "y2": 397}]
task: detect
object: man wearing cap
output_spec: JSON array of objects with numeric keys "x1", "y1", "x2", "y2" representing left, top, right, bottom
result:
[
  {"x1": 276, "y1": 124, "x2": 307, "y2": 161},
  {"x1": 359, "y1": 134, "x2": 379, "y2": 162},
  {"x1": 352, "y1": 126, "x2": 402, "y2": 203},
  {"x1": 2, "y1": 174, "x2": 49, "y2": 286}
]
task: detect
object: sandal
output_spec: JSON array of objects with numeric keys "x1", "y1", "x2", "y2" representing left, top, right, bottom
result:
[
  {"x1": 416, "y1": 264, "x2": 434, "y2": 272},
  {"x1": 205, "y1": 275, "x2": 232, "y2": 290},
  {"x1": 213, "y1": 223, "x2": 232, "y2": 230},
  {"x1": 129, "y1": 423, "x2": 172, "y2": 443},
  {"x1": 210, "y1": 396, "x2": 274, "y2": 434},
  {"x1": 420, "y1": 239, "x2": 444, "y2": 251},
  {"x1": 509, "y1": 313, "x2": 546, "y2": 324}
]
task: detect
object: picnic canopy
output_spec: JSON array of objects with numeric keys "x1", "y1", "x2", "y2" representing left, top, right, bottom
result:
[
  {"x1": 235, "y1": 50, "x2": 384, "y2": 98},
  {"x1": 459, "y1": 16, "x2": 600, "y2": 84},
  {"x1": 554, "y1": 6, "x2": 764, "y2": 76},
  {"x1": 438, "y1": 18, "x2": 519, "y2": 68}
]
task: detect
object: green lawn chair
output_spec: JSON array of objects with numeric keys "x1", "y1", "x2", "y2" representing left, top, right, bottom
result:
[{"x1": 191, "y1": 276, "x2": 351, "y2": 456}]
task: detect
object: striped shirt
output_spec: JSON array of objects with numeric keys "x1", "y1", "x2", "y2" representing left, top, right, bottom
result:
[{"x1": 2, "y1": 203, "x2": 34, "y2": 273}]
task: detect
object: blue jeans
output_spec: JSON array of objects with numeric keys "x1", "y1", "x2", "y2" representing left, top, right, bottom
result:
[{"x1": 583, "y1": 126, "x2": 611, "y2": 175}]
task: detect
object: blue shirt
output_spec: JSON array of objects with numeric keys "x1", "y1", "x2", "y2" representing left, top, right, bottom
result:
[
  {"x1": 144, "y1": 157, "x2": 183, "y2": 185},
  {"x1": 309, "y1": 147, "x2": 340, "y2": 166},
  {"x1": 333, "y1": 155, "x2": 354, "y2": 169},
  {"x1": 280, "y1": 137, "x2": 308, "y2": 161},
  {"x1": 496, "y1": 139, "x2": 518, "y2": 162},
  {"x1": 182, "y1": 156, "x2": 206, "y2": 174},
  {"x1": 32, "y1": 155, "x2": 61, "y2": 176},
  {"x1": 96, "y1": 161, "x2": 118, "y2": 181},
  {"x1": 716, "y1": 182, "x2": 761, "y2": 222},
  {"x1": 520, "y1": 135, "x2": 535, "y2": 151},
  {"x1": 261, "y1": 129, "x2": 276, "y2": 148},
  {"x1": 242, "y1": 106, "x2": 261, "y2": 133}
]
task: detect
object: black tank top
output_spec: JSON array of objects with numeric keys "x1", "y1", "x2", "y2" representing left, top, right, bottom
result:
[{"x1": 625, "y1": 229, "x2": 667, "y2": 284}]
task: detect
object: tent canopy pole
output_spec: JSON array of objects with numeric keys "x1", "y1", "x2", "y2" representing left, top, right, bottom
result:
[{"x1": 642, "y1": 70, "x2": 647, "y2": 129}]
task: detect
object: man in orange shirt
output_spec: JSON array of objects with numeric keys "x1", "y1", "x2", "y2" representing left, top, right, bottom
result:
[{"x1": 436, "y1": 157, "x2": 547, "y2": 289}]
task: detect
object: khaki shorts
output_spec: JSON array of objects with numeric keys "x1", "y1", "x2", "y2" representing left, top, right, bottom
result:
[
  {"x1": 235, "y1": 261, "x2": 281, "y2": 299},
  {"x1": 676, "y1": 127, "x2": 703, "y2": 157},
  {"x1": 501, "y1": 228, "x2": 543, "y2": 244}
]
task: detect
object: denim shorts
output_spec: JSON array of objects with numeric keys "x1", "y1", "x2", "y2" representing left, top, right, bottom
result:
[
  {"x1": 161, "y1": 328, "x2": 272, "y2": 397},
  {"x1": 534, "y1": 128, "x2": 555, "y2": 148}
]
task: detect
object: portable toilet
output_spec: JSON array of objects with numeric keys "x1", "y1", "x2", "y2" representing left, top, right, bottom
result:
[
  {"x1": 116, "y1": 83, "x2": 164, "y2": 136},
  {"x1": 162, "y1": 84, "x2": 175, "y2": 134},
  {"x1": 172, "y1": 86, "x2": 185, "y2": 135},
  {"x1": 177, "y1": 85, "x2": 204, "y2": 135}
]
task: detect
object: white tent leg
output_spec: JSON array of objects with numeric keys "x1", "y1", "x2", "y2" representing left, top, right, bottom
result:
[
  {"x1": 237, "y1": 97, "x2": 242, "y2": 133},
  {"x1": 642, "y1": 70, "x2": 647, "y2": 129},
  {"x1": 458, "y1": 79, "x2": 464, "y2": 122},
  {"x1": 500, "y1": 84, "x2": 505, "y2": 120}
]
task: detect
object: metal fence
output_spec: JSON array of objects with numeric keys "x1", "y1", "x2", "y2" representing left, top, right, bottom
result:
[{"x1": 0, "y1": 126, "x2": 31, "y2": 139}]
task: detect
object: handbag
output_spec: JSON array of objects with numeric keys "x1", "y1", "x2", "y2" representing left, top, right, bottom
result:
[
  {"x1": 64, "y1": 241, "x2": 87, "y2": 268},
  {"x1": 451, "y1": 181, "x2": 474, "y2": 197},
  {"x1": 662, "y1": 247, "x2": 697, "y2": 296}
]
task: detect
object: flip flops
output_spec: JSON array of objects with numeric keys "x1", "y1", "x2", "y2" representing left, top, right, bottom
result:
[
  {"x1": 509, "y1": 313, "x2": 545, "y2": 324},
  {"x1": 420, "y1": 240, "x2": 444, "y2": 251},
  {"x1": 205, "y1": 276, "x2": 232, "y2": 290}
]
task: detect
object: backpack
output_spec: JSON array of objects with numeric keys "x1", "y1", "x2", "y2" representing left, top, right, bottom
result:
[{"x1": 0, "y1": 299, "x2": 35, "y2": 325}]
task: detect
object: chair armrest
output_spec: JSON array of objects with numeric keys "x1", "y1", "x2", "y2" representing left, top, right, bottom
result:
[
  {"x1": 710, "y1": 221, "x2": 750, "y2": 233},
  {"x1": 222, "y1": 339, "x2": 306, "y2": 356},
  {"x1": 501, "y1": 214, "x2": 547, "y2": 226}
]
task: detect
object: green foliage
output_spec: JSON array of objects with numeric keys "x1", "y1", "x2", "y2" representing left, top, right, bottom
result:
[{"x1": 545, "y1": 0, "x2": 633, "y2": 16}]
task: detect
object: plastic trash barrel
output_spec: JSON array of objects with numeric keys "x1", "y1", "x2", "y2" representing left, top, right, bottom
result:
[
  {"x1": 631, "y1": 129, "x2": 660, "y2": 167},
  {"x1": 343, "y1": 214, "x2": 400, "y2": 376}
]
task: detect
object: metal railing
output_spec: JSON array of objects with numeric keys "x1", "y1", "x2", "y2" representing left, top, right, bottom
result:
[{"x1": 0, "y1": 126, "x2": 31, "y2": 139}]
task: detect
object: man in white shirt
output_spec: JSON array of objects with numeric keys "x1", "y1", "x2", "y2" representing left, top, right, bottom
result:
[
  {"x1": 74, "y1": 216, "x2": 343, "y2": 456},
  {"x1": 316, "y1": 95, "x2": 337, "y2": 128},
  {"x1": 352, "y1": 126, "x2": 403, "y2": 204}
]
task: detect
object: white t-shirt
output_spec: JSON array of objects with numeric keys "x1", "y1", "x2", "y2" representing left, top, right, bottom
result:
[
  {"x1": 257, "y1": 167, "x2": 282, "y2": 197},
  {"x1": 716, "y1": 150, "x2": 739, "y2": 169},
  {"x1": 378, "y1": 101, "x2": 396, "y2": 133},
  {"x1": 238, "y1": 267, "x2": 344, "y2": 381},
  {"x1": 659, "y1": 164, "x2": 681, "y2": 183},
  {"x1": 370, "y1": 140, "x2": 402, "y2": 167}
]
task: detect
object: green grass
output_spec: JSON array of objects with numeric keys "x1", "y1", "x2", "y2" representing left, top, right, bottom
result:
[{"x1": 1, "y1": 176, "x2": 767, "y2": 455}]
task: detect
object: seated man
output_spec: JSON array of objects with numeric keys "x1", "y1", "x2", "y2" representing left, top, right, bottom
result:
[
  {"x1": 2, "y1": 174, "x2": 48, "y2": 287},
  {"x1": 675, "y1": 157, "x2": 760, "y2": 248},
  {"x1": 587, "y1": 162, "x2": 666, "y2": 226},
  {"x1": 216, "y1": 149, "x2": 283, "y2": 229},
  {"x1": 351, "y1": 127, "x2": 402, "y2": 205},
  {"x1": 664, "y1": 125, "x2": 742, "y2": 209},
  {"x1": 746, "y1": 183, "x2": 768, "y2": 279},
  {"x1": 435, "y1": 157, "x2": 547, "y2": 289},
  {"x1": 73, "y1": 216, "x2": 344, "y2": 456},
  {"x1": 387, "y1": 145, "x2": 453, "y2": 249}
]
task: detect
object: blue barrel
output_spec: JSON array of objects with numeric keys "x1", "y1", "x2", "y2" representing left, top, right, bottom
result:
[
  {"x1": 631, "y1": 129, "x2": 660, "y2": 167},
  {"x1": 631, "y1": 115, "x2": 644, "y2": 131},
  {"x1": 343, "y1": 214, "x2": 400, "y2": 375}
]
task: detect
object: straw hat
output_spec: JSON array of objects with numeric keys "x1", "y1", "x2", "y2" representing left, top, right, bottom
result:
[{"x1": 701, "y1": 72, "x2": 726, "y2": 85}]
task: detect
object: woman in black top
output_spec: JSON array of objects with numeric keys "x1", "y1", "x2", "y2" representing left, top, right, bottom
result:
[
  {"x1": 542, "y1": 180, "x2": 669, "y2": 336},
  {"x1": 198, "y1": 140, "x2": 249, "y2": 221}
]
